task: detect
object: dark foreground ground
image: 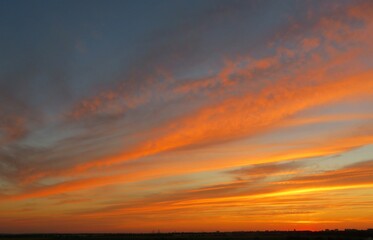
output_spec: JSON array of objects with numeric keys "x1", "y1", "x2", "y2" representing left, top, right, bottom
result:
[{"x1": 1, "y1": 230, "x2": 373, "y2": 240}]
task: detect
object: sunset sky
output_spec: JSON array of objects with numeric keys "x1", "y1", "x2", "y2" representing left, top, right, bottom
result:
[{"x1": 1, "y1": 0, "x2": 373, "y2": 233}]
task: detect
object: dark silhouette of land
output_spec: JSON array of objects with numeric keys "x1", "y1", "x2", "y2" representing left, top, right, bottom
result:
[{"x1": 1, "y1": 229, "x2": 373, "y2": 240}]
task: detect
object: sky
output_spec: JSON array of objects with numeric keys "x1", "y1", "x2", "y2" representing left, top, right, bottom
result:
[{"x1": 0, "y1": 0, "x2": 373, "y2": 233}]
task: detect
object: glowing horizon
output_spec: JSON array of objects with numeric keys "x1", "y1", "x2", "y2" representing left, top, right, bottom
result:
[{"x1": 0, "y1": 0, "x2": 373, "y2": 233}]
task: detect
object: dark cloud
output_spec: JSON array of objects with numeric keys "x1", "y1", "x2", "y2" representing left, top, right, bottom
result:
[{"x1": 228, "y1": 161, "x2": 303, "y2": 180}]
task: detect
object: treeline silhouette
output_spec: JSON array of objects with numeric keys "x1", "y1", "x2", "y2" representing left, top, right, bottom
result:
[{"x1": 1, "y1": 230, "x2": 373, "y2": 240}]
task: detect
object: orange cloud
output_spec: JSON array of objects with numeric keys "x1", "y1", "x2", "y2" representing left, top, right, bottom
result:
[
  {"x1": 52, "y1": 2, "x2": 373, "y2": 178},
  {"x1": 5, "y1": 127, "x2": 373, "y2": 202},
  {"x1": 69, "y1": 69, "x2": 373, "y2": 173},
  {"x1": 5, "y1": 0, "x2": 373, "y2": 209},
  {"x1": 74, "y1": 160, "x2": 373, "y2": 231},
  {"x1": 302, "y1": 38, "x2": 320, "y2": 50}
]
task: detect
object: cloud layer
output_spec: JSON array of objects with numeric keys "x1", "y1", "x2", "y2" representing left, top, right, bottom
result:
[{"x1": 0, "y1": 0, "x2": 372, "y2": 233}]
